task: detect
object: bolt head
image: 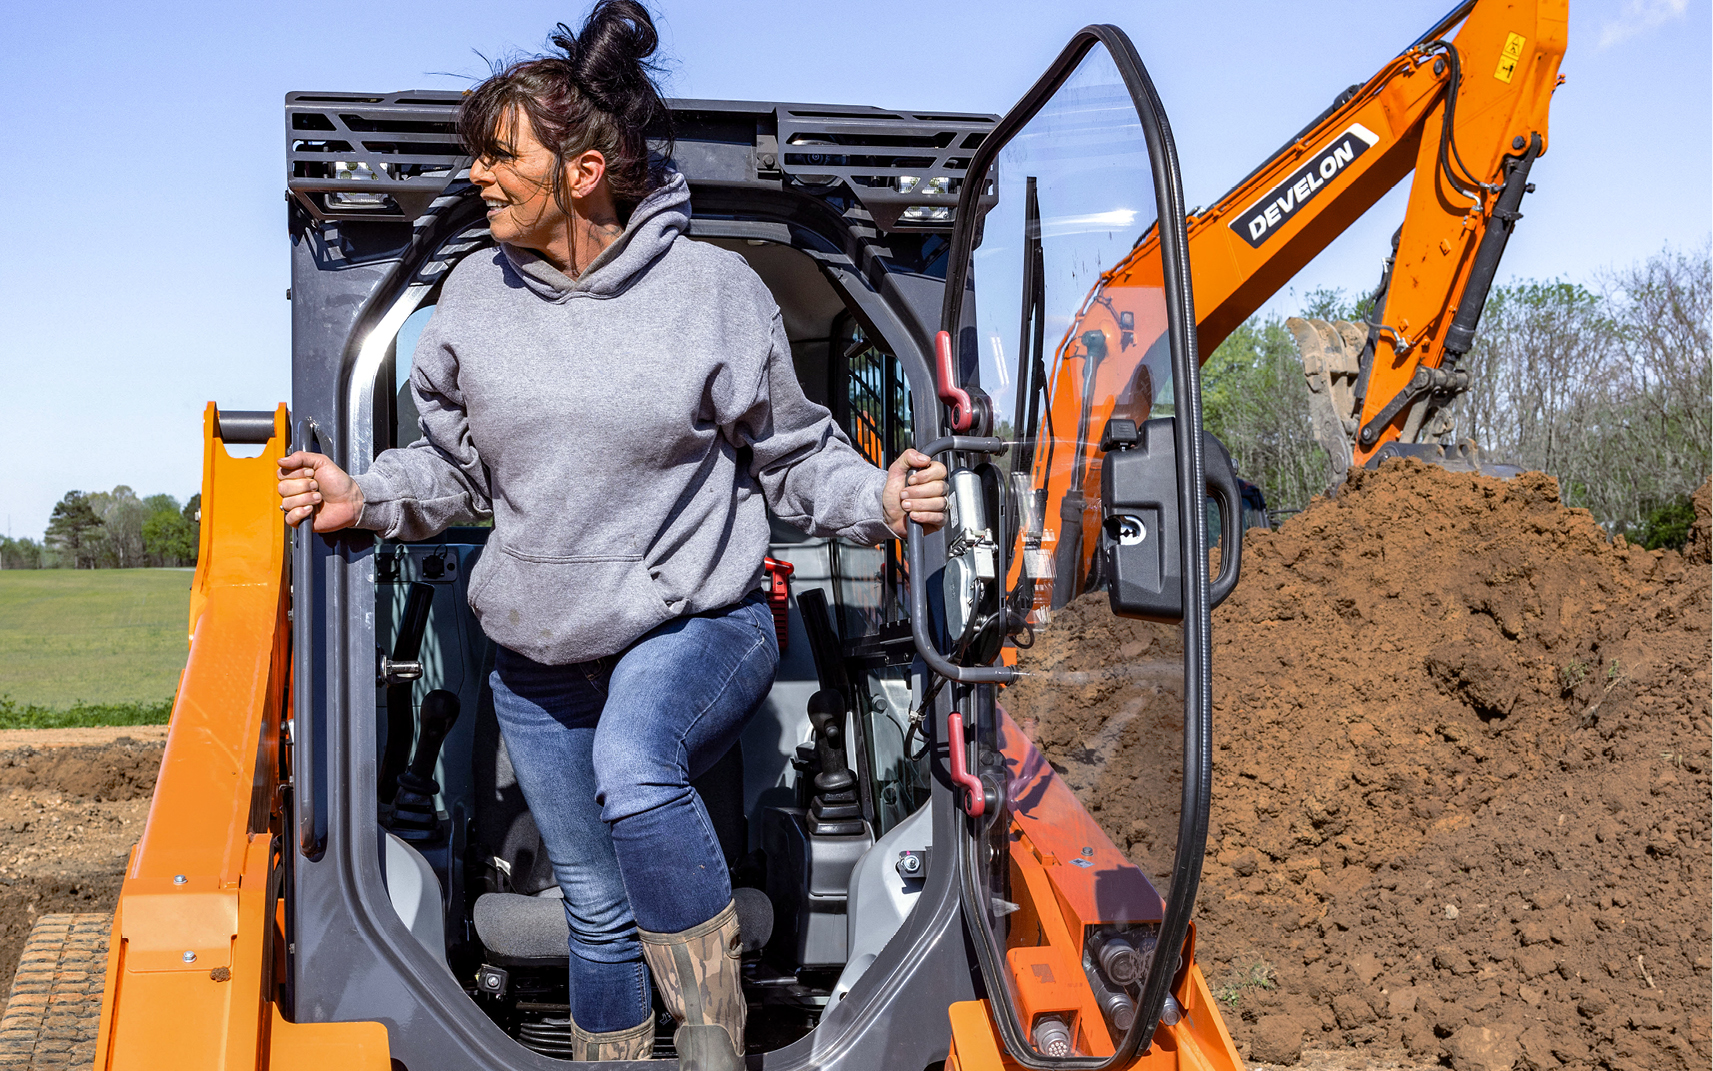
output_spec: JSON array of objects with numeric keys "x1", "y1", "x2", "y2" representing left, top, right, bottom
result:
[
  {"x1": 173, "y1": 875, "x2": 187, "y2": 885},
  {"x1": 1082, "y1": 846, "x2": 1095, "y2": 857},
  {"x1": 901, "y1": 854, "x2": 921, "y2": 873},
  {"x1": 182, "y1": 951, "x2": 197, "y2": 963},
  {"x1": 1512, "y1": 135, "x2": 1527, "y2": 150}
]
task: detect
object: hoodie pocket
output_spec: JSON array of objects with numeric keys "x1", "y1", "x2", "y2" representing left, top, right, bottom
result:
[{"x1": 467, "y1": 547, "x2": 677, "y2": 662}]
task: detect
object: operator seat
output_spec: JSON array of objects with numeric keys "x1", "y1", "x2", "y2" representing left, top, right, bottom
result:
[{"x1": 469, "y1": 670, "x2": 768, "y2": 962}]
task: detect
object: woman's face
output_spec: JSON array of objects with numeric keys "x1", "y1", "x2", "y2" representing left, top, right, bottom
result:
[{"x1": 469, "y1": 107, "x2": 574, "y2": 251}]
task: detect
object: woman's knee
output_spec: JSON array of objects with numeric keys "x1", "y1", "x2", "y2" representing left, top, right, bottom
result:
[{"x1": 591, "y1": 728, "x2": 689, "y2": 821}]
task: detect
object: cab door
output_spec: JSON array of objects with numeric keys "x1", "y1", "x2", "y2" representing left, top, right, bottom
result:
[{"x1": 914, "y1": 25, "x2": 1234, "y2": 1066}]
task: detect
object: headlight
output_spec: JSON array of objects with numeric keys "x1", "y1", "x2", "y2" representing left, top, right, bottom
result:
[
  {"x1": 330, "y1": 161, "x2": 390, "y2": 208},
  {"x1": 901, "y1": 206, "x2": 953, "y2": 223}
]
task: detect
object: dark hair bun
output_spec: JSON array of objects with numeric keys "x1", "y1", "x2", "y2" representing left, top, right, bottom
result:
[{"x1": 549, "y1": 1, "x2": 667, "y2": 131}]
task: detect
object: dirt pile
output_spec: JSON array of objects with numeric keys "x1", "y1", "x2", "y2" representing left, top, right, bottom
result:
[
  {"x1": 0, "y1": 741, "x2": 166, "y2": 801},
  {"x1": 1026, "y1": 461, "x2": 1710, "y2": 1071},
  {"x1": 0, "y1": 739, "x2": 162, "y2": 1004}
]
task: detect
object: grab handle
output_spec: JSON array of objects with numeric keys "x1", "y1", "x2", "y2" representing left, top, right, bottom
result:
[
  {"x1": 933, "y1": 330, "x2": 977, "y2": 432},
  {"x1": 945, "y1": 712, "x2": 987, "y2": 817}
]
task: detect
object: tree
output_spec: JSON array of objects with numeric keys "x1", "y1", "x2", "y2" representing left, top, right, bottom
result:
[
  {"x1": 142, "y1": 493, "x2": 198, "y2": 566},
  {"x1": 182, "y1": 494, "x2": 201, "y2": 564},
  {"x1": 1451, "y1": 245, "x2": 1710, "y2": 532},
  {"x1": 1201, "y1": 314, "x2": 1331, "y2": 514},
  {"x1": 1600, "y1": 245, "x2": 1712, "y2": 530},
  {"x1": 87, "y1": 486, "x2": 153, "y2": 568},
  {"x1": 44, "y1": 492, "x2": 104, "y2": 569},
  {"x1": 0, "y1": 536, "x2": 44, "y2": 569}
]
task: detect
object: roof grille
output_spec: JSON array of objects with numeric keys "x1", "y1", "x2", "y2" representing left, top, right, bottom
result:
[
  {"x1": 287, "y1": 91, "x2": 471, "y2": 221},
  {"x1": 775, "y1": 106, "x2": 993, "y2": 230},
  {"x1": 287, "y1": 94, "x2": 998, "y2": 229}
]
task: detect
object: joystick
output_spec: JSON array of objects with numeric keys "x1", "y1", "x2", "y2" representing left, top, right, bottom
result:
[
  {"x1": 805, "y1": 690, "x2": 865, "y2": 836},
  {"x1": 388, "y1": 689, "x2": 461, "y2": 843}
]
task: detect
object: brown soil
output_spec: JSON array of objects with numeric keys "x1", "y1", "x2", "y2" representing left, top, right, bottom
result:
[
  {"x1": 1020, "y1": 462, "x2": 1711, "y2": 1071},
  {"x1": 0, "y1": 739, "x2": 163, "y2": 1007}
]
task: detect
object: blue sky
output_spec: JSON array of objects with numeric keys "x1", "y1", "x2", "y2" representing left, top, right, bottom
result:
[{"x1": 1, "y1": 0, "x2": 1707, "y2": 540}]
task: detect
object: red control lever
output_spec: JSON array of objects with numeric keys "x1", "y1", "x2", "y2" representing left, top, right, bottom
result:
[
  {"x1": 933, "y1": 330, "x2": 976, "y2": 432},
  {"x1": 946, "y1": 711, "x2": 986, "y2": 816},
  {"x1": 761, "y1": 557, "x2": 795, "y2": 653}
]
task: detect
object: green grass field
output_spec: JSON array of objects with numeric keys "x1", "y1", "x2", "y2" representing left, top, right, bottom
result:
[{"x1": 0, "y1": 569, "x2": 191, "y2": 724}]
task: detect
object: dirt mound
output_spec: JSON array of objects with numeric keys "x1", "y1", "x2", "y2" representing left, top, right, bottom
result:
[
  {"x1": 1029, "y1": 461, "x2": 1710, "y2": 1070},
  {"x1": 0, "y1": 740, "x2": 162, "y2": 1004},
  {"x1": 0, "y1": 740, "x2": 164, "y2": 801}
]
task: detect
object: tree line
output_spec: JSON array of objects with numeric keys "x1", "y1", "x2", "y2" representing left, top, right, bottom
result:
[
  {"x1": 0, "y1": 488, "x2": 200, "y2": 569},
  {"x1": 1201, "y1": 245, "x2": 1710, "y2": 547}
]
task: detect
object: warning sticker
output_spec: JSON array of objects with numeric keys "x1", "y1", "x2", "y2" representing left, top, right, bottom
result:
[{"x1": 1494, "y1": 32, "x2": 1527, "y2": 83}]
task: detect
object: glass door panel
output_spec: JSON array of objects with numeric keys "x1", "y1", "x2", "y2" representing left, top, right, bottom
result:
[{"x1": 941, "y1": 29, "x2": 1207, "y2": 1065}]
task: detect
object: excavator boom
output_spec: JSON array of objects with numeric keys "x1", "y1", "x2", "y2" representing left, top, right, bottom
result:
[
  {"x1": 1024, "y1": 0, "x2": 1565, "y2": 599},
  {"x1": 1190, "y1": 0, "x2": 1566, "y2": 472}
]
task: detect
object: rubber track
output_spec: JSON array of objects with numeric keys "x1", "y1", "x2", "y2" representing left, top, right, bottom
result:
[{"x1": 0, "y1": 914, "x2": 108, "y2": 1069}]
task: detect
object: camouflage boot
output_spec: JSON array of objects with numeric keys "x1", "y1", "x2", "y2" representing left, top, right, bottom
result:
[
  {"x1": 569, "y1": 1016, "x2": 654, "y2": 1061},
  {"x1": 637, "y1": 901, "x2": 745, "y2": 1070}
]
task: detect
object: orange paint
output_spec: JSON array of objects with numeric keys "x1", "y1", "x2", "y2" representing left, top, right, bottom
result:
[{"x1": 95, "y1": 405, "x2": 392, "y2": 1070}]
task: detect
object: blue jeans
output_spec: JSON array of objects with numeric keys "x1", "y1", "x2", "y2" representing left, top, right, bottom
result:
[{"x1": 490, "y1": 593, "x2": 777, "y2": 1032}]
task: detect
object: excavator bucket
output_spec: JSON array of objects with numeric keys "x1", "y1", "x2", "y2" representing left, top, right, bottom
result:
[
  {"x1": 1286, "y1": 316, "x2": 1365, "y2": 480},
  {"x1": 1288, "y1": 316, "x2": 1516, "y2": 482}
]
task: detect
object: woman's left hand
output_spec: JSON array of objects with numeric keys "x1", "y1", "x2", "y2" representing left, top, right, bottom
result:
[{"x1": 883, "y1": 449, "x2": 949, "y2": 537}]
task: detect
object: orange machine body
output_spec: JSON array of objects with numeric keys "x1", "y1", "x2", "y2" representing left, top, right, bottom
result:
[
  {"x1": 92, "y1": 405, "x2": 389, "y2": 1071},
  {"x1": 1025, "y1": 0, "x2": 1566, "y2": 603},
  {"x1": 946, "y1": 711, "x2": 1242, "y2": 1068}
]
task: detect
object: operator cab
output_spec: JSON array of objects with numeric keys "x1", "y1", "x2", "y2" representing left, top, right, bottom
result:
[
  {"x1": 366, "y1": 227, "x2": 938, "y2": 1057},
  {"x1": 288, "y1": 94, "x2": 992, "y2": 1059},
  {"x1": 287, "y1": 28, "x2": 1233, "y2": 1069}
]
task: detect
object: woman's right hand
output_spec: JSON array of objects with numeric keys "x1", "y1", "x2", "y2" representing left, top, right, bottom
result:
[{"x1": 277, "y1": 452, "x2": 364, "y2": 532}]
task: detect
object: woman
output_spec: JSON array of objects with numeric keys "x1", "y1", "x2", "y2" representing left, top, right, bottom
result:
[{"x1": 275, "y1": 2, "x2": 946, "y2": 1065}]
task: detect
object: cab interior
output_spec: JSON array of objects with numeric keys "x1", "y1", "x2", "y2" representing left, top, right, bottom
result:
[{"x1": 363, "y1": 233, "x2": 933, "y2": 1059}]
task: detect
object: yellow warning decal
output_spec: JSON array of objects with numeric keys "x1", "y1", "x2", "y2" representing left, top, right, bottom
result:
[{"x1": 1494, "y1": 32, "x2": 1527, "y2": 83}]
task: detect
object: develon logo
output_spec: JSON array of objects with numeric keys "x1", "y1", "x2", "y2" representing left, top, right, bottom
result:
[{"x1": 1230, "y1": 123, "x2": 1381, "y2": 249}]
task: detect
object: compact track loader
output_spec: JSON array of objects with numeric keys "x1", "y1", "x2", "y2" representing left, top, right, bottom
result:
[{"x1": 0, "y1": 4, "x2": 1563, "y2": 1069}]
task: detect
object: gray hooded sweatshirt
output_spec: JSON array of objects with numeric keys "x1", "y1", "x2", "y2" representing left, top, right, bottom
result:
[{"x1": 353, "y1": 172, "x2": 894, "y2": 664}]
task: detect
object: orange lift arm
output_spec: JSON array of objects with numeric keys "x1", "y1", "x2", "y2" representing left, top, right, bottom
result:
[
  {"x1": 94, "y1": 404, "x2": 389, "y2": 1071},
  {"x1": 1023, "y1": 0, "x2": 1565, "y2": 606}
]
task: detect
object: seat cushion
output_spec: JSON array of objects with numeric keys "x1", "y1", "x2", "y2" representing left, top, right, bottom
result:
[
  {"x1": 473, "y1": 887, "x2": 776, "y2": 962},
  {"x1": 473, "y1": 892, "x2": 571, "y2": 961}
]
